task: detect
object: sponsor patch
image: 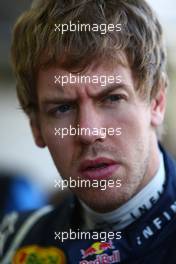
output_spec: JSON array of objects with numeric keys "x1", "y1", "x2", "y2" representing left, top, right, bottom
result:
[
  {"x1": 80, "y1": 241, "x2": 120, "y2": 263},
  {"x1": 13, "y1": 245, "x2": 66, "y2": 264}
]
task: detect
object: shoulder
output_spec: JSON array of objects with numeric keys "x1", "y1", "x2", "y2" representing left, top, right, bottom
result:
[
  {"x1": 0, "y1": 191, "x2": 77, "y2": 262},
  {"x1": 160, "y1": 145, "x2": 176, "y2": 176},
  {"x1": 0, "y1": 206, "x2": 53, "y2": 262}
]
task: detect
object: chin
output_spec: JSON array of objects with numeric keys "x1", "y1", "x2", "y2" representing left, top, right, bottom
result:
[{"x1": 77, "y1": 187, "x2": 130, "y2": 213}]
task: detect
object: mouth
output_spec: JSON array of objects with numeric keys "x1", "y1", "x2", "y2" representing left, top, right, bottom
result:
[{"x1": 79, "y1": 158, "x2": 119, "y2": 180}]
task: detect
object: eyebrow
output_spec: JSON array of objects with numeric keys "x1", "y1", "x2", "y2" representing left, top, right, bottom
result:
[
  {"x1": 94, "y1": 83, "x2": 130, "y2": 100},
  {"x1": 41, "y1": 83, "x2": 131, "y2": 107}
]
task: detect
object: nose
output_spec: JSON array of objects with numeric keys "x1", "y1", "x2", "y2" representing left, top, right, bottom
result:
[{"x1": 76, "y1": 103, "x2": 104, "y2": 145}]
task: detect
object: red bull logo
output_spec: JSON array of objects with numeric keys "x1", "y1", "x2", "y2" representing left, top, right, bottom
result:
[{"x1": 80, "y1": 241, "x2": 120, "y2": 263}]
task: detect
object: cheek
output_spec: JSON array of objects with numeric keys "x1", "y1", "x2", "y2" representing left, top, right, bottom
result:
[
  {"x1": 107, "y1": 107, "x2": 150, "y2": 145},
  {"x1": 41, "y1": 123, "x2": 74, "y2": 174}
]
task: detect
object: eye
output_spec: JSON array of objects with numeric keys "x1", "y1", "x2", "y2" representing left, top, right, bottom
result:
[
  {"x1": 48, "y1": 103, "x2": 73, "y2": 116},
  {"x1": 57, "y1": 104, "x2": 72, "y2": 113},
  {"x1": 104, "y1": 94, "x2": 125, "y2": 102}
]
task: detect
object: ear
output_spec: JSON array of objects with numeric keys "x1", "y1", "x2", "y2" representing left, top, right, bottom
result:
[
  {"x1": 30, "y1": 117, "x2": 46, "y2": 148},
  {"x1": 150, "y1": 86, "x2": 166, "y2": 128}
]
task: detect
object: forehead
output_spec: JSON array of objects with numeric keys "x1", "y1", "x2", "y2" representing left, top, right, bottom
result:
[{"x1": 36, "y1": 58, "x2": 135, "y2": 101}]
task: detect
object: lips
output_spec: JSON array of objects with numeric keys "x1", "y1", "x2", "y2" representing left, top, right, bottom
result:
[{"x1": 79, "y1": 158, "x2": 119, "y2": 180}]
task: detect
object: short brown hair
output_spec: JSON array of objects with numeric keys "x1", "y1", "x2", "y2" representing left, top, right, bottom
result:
[{"x1": 11, "y1": 0, "x2": 168, "y2": 116}]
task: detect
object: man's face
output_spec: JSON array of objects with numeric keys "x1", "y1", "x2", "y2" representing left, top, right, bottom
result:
[{"x1": 34, "y1": 58, "x2": 164, "y2": 212}]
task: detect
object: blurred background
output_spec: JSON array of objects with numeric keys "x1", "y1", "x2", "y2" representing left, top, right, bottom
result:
[{"x1": 0, "y1": 0, "x2": 175, "y2": 214}]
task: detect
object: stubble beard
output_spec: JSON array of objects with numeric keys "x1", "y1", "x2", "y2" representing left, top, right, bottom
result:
[{"x1": 75, "y1": 141, "x2": 151, "y2": 213}]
